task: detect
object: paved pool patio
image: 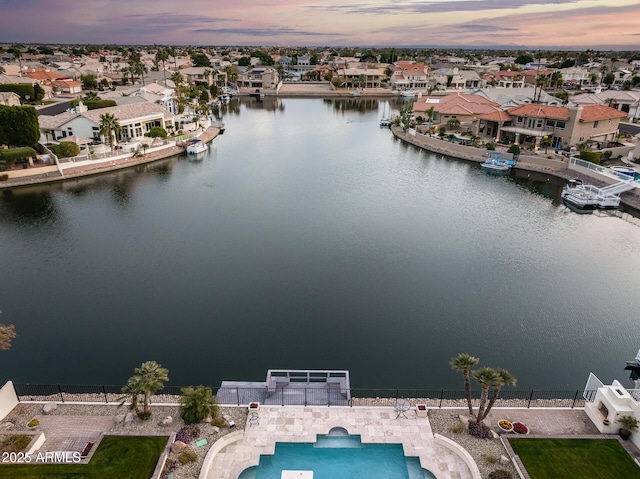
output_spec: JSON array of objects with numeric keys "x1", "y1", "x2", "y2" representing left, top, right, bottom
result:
[{"x1": 205, "y1": 406, "x2": 475, "y2": 479}]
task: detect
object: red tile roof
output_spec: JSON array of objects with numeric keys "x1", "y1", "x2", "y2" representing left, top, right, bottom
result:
[
  {"x1": 579, "y1": 104, "x2": 627, "y2": 122},
  {"x1": 413, "y1": 93, "x2": 501, "y2": 116},
  {"x1": 506, "y1": 104, "x2": 569, "y2": 120},
  {"x1": 477, "y1": 110, "x2": 512, "y2": 122}
]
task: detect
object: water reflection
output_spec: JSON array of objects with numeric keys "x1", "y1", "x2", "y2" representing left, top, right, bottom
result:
[{"x1": 0, "y1": 189, "x2": 59, "y2": 227}]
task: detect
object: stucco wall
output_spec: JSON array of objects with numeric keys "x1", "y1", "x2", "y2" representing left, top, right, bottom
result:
[{"x1": 0, "y1": 381, "x2": 19, "y2": 421}]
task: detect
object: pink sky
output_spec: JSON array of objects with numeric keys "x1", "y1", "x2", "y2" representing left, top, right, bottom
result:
[{"x1": 1, "y1": 0, "x2": 639, "y2": 48}]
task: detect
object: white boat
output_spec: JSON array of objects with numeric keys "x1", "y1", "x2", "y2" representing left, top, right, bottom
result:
[
  {"x1": 186, "y1": 139, "x2": 208, "y2": 154},
  {"x1": 350, "y1": 91, "x2": 361, "y2": 97},
  {"x1": 380, "y1": 118, "x2": 391, "y2": 127},
  {"x1": 480, "y1": 156, "x2": 515, "y2": 173},
  {"x1": 560, "y1": 179, "x2": 620, "y2": 210},
  {"x1": 401, "y1": 90, "x2": 416, "y2": 98}
]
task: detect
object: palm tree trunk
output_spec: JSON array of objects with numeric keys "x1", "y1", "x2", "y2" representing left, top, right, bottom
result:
[
  {"x1": 481, "y1": 386, "x2": 502, "y2": 421},
  {"x1": 144, "y1": 391, "x2": 150, "y2": 414},
  {"x1": 476, "y1": 386, "x2": 490, "y2": 422},
  {"x1": 463, "y1": 371, "x2": 474, "y2": 416}
]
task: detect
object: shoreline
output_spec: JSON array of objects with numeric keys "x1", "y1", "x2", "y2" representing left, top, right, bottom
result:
[
  {"x1": 390, "y1": 125, "x2": 640, "y2": 213},
  {"x1": 0, "y1": 127, "x2": 220, "y2": 191}
]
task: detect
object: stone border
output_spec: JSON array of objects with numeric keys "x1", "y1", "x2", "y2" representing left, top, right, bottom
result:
[
  {"x1": 433, "y1": 433, "x2": 482, "y2": 479},
  {"x1": 197, "y1": 429, "x2": 244, "y2": 479}
]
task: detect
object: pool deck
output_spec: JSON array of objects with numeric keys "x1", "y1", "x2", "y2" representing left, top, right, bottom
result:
[{"x1": 206, "y1": 406, "x2": 473, "y2": 479}]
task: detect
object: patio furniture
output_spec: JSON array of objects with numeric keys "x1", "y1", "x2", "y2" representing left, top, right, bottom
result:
[
  {"x1": 249, "y1": 412, "x2": 260, "y2": 426},
  {"x1": 394, "y1": 399, "x2": 410, "y2": 419}
]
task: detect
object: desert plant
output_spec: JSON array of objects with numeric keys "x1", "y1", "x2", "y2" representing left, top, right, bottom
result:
[
  {"x1": 179, "y1": 385, "x2": 219, "y2": 425},
  {"x1": 484, "y1": 454, "x2": 499, "y2": 465},
  {"x1": 489, "y1": 470, "x2": 512, "y2": 479},
  {"x1": 618, "y1": 415, "x2": 639, "y2": 439},
  {"x1": 450, "y1": 423, "x2": 464, "y2": 434},
  {"x1": 175, "y1": 424, "x2": 201, "y2": 445},
  {"x1": 178, "y1": 447, "x2": 197, "y2": 464},
  {"x1": 0, "y1": 435, "x2": 31, "y2": 453},
  {"x1": 27, "y1": 418, "x2": 39, "y2": 428},
  {"x1": 468, "y1": 419, "x2": 493, "y2": 439},
  {"x1": 211, "y1": 416, "x2": 227, "y2": 428},
  {"x1": 119, "y1": 360, "x2": 169, "y2": 420}
]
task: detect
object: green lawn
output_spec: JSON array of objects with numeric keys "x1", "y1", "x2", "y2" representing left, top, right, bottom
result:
[
  {"x1": 511, "y1": 438, "x2": 640, "y2": 479},
  {"x1": 0, "y1": 435, "x2": 168, "y2": 478}
]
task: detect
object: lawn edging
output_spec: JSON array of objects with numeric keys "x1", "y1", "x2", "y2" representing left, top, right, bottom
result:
[
  {"x1": 433, "y1": 433, "x2": 482, "y2": 479},
  {"x1": 198, "y1": 430, "x2": 244, "y2": 479}
]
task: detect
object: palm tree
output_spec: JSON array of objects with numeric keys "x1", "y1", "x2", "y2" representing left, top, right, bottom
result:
[
  {"x1": 479, "y1": 369, "x2": 516, "y2": 421},
  {"x1": 450, "y1": 353, "x2": 479, "y2": 416},
  {"x1": 99, "y1": 113, "x2": 123, "y2": 151},
  {"x1": 155, "y1": 48, "x2": 169, "y2": 86},
  {"x1": 135, "y1": 62, "x2": 148, "y2": 86},
  {"x1": 12, "y1": 46, "x2": 22, "y2": 72},
  {"x1": 0, "y1": 312, "x2": 16, "y2": 351},
  {"x1": 425, "y1": 106, "x2": 436, "y2": 128},
  {"x1": 168, "y1": 46, "x2": 179, "y2": 71},
  {"x1": 120, "y1": 361, "x2": 169, "y2": 418},
  {"x1": 472, "y1": 368, "x2": 500, "y2": 423},
  {"x1": 171, "y1": 71, "x2": 185, "y2": 113},
  {"x1": 84, "y1": 91, "x2": 99, "y2": 101},
  {"x1": 179, "y1": 386, "x2": 219, "y2": 424}
]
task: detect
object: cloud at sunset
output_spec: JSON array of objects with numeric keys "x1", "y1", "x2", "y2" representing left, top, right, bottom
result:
[{"x1": 0, "y1": 0, "x2": 639, "y2": 47}]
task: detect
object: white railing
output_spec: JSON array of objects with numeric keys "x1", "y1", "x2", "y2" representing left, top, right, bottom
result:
[{"x1": 583, "y1": 372, "x2": 604, "y2": 401}]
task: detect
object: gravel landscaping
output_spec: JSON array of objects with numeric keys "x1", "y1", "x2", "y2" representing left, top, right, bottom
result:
[
  {"x1": 0, "y1": 403, "x2": 247, "y2": 479},
  {"x1": 428, "y1": 409, "x2": 518, "y2": 479}
]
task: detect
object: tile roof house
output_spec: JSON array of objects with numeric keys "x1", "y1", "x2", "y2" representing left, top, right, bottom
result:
[
  {"x1": 490, "y1": 104, "x2": 627, "y2": 150},
  {"x1": 412, "y1": 93, "x2": 503, "y2": 125},
  {"x1": 431, "y1": 68, "x2": 481, "y2": 90},
  {"x1": 390, "y1": 62, "x2": 430, "y2": 91},
  {"x1": 571, "y1": 90, "x2": 640, "y2": 121},
  {"x1": 482, "y1": 70, "x2": 525, "y2": 88},
  {"x1": 38, "y1": 101, "x2": 176, "y2": 146}
]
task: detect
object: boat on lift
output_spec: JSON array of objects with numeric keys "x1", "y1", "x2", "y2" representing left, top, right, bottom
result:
[{"x1": 185, "y1": 139, "x2": 208, "y2": 155}]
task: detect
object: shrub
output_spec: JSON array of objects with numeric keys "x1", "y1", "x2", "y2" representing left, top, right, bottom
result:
[
  {"x1": 145, "y1": 126, "x2": 168, "y2": 138},
  {"x1": 507, "y1": 144, "x2": 520, "y2": 156},
  {"x1": 179, "y1": 386, "x2": 219, "y2": 425},
  {"x1": 161, "y1": 458, "x2": 179, "y2": 479},
  {"x1": 26, "y1": 418, "x2": 39, "y2": 428},
  {"x1": 488, "y1": 470, "x2": 512, "y2": 479},
  {"x1": 484, "y1": 454, "x2": 499, "y2": 465},
  {"x1": 178, "y1": 447, "x2": 197, "y2": 464},
  {"x1": 69, "y1": 99, "x2": 117, "y2": 110},
  {"x1": 0, "y1": 174, "x2": 8, "y2": 181},
  {"x1": 468, "y1": 420, "x2": 493, "y2": 439},
  {"x1": 137, "y1": 410, "x2": 152, "y2": 421},
  {"x1": 175, "y1": 424, "x2": 201, "y2": 444},
  {"x1": 485, "y1": 143, "x2": 495, "y2": 150},
  {"x1": 0, "y1": 435, "x2": 31, "y2": 453},
  {"x1": 578, "y1": 150, "x2": 602, "y2": 164},
  {"x1": 0, "y1": 147, "x2": 37, "y2": 166},
  {"x1": 450, "y1": 424, "x2": 464, "y2": 434},
  {"x1": 210, "y1": 416, "x2": 227, "y2": 428},
  {"x1": 0, "y1": 84, "x2": 35, "y2": 102},
  {"x1": 601, "y1": 150, "x2": 612, "y2": 161},
  {"x1": 50, "y1": 141, "x2": 80, "y2": 158}
]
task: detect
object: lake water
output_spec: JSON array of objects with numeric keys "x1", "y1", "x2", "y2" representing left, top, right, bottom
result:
[{"x1": 1, "y1": 98, "x2": 639, "y2": 391}]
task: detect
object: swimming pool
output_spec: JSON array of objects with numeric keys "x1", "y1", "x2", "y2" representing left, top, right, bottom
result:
[{"x1": 238, "y1": 428, "x2": 436, "y2": 479}]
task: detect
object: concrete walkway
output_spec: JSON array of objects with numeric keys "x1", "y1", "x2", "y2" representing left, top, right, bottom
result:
[
  {"x1": 206, "y1": 406, "x2": 473, "y2": 479},
  {"x1": 34, "y1": 414, "x2": 114, "y2": 452}
]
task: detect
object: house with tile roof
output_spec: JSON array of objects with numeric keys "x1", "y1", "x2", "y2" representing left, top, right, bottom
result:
[
  {"x1": 390, "y1": 62, "x2": 430, "y2": 92},
  {"x1": 482, "y1": 70, "x2": 525, "y2": 88},
  {"x1": 412, "y1": 93, "x2": 503, "y2": 126},
  {"x1": 490, "y1": 103, "x2": 627, "y2": 150},
  {"x1": 468, "y1": 87, "x2": 562, "y2": 108},
  {"x1": 571, "y1": 90, "x2": 640, "y2": 121},
  {"x1": 38, "y1": 101, "x2": 176, "y2": 146},
  {"x1": 431, "y1": 68, "x2": 481, "y2": 90},
  {"x1": 336, "y1": 67, "x2": 383, "y2": 89}
]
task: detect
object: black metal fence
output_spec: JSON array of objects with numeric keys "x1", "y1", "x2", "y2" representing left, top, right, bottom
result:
[{"x1": 13, "y1": 383, "x2": 598, "y2": 409}]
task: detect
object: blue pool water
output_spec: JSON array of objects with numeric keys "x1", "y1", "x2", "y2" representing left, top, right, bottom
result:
[{"x1": 238, "y1": 433, "x2": 436, "y2": 479}]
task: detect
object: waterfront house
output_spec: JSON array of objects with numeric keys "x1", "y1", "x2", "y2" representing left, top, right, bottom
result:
[
  {"x1": 571, "y1": 90, "x2": 640, "y2": 122},
  {"x1": 468, "y1": 87, "x2": 562, "y2": 108},
  {"x1": 390, "y1": 62, "x2": 430, "y2": 91},
  {"x1": 180, "y1": 67, "x2": 214, "y2": 87},
  {"x1": 493, "y1": 104, "x2": 627, "y2": 150},
  {"x1": 412, "y1": 93, "x2": 503, "y2": 126},
  {"x1": 431, "y1": 67, "x2": 481, "y2": 90},
  {"x1": 38, "y1": 101, "x2": 176, "y2": 147},
  {"x1": 482, "y1": 70, "x2": 525, "y2": 88},
  {"x1": 237, "y1": 67, "x2": 280, "y2": 93},
  {"x1": 336, "y1": 67, "x2": 383, "y2": 89}
]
